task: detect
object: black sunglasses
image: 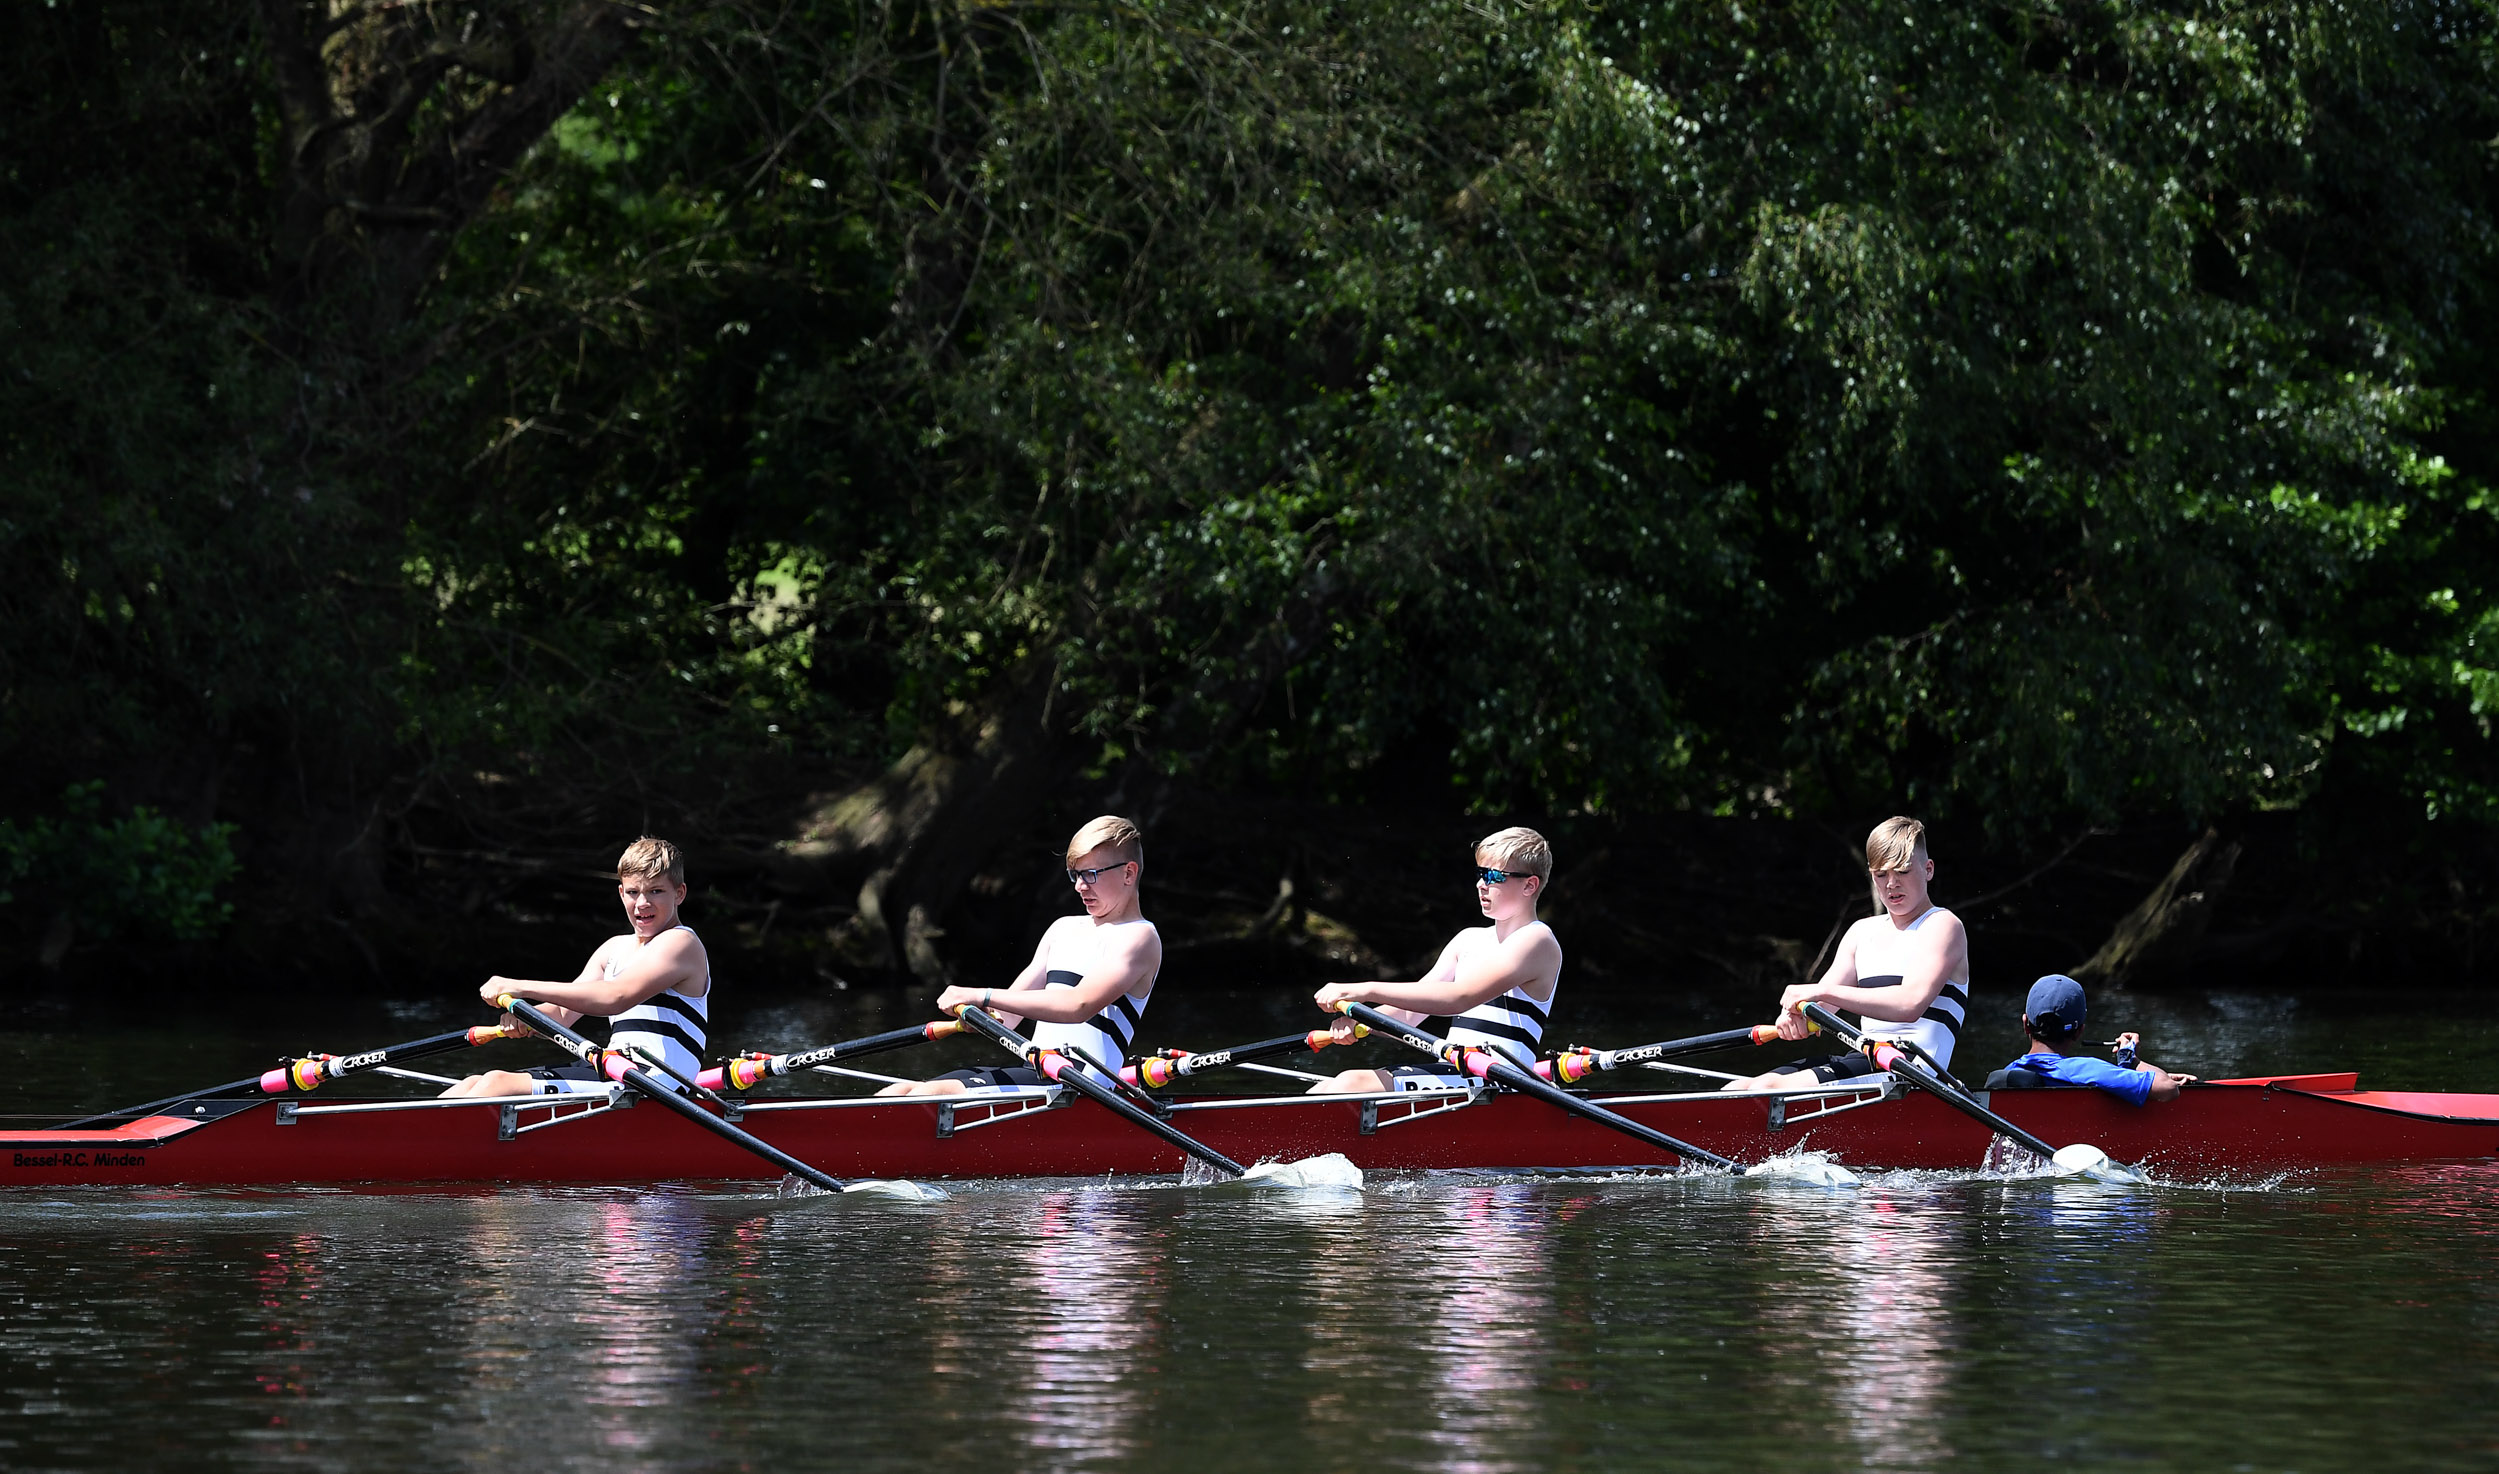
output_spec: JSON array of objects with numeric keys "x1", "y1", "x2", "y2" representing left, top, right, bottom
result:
[
  {"x1": 1475, "y1": 867, "x2": 1532, "y2": 885},
  {"x1": 1067, "y1": 863, "x2": 1131, "y2": 885}
]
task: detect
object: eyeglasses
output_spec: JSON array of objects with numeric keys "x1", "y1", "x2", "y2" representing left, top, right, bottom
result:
[
  {"x1": 1067, "y1": 864, "x2": 1130, "y2": 886},
  {"x1": 1475, "y1": 868, "x2": 1531, "y2": 886}
]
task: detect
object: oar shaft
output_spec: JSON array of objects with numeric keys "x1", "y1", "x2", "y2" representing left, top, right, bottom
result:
[
  {"x1": 1595, "y1": 1024, "x2": 1784, "y2": 1069},
  {"x1": 1540, "y1": 1023, "x2": 1787, "y2": 1085},
  {"x1": 702, "y1": 1019, "x2": 965, "y2": 1091},
  {"x1": 1798, "y1": 1003, "x2": 2063, "y2": 1160},
  {"x1": 56, "y1": 1024, "x2": 525, "y2": 1130},
  {"x1": 258, "y1": 1025, "x2": 525, "y2": 1094},
  {"x1": 1334, "y1": 1002, "x2": 1735, "y2": 1170},
  {"x1": 952, "y1": 1006, "x2": 1247, "y2": 1177},
  {"x1": 1126, "y1": 1026, "x2": 1365, "y2": 1088},
  {"x1": 501, "y1": 997, "x2": 850, "y2": 1192}
]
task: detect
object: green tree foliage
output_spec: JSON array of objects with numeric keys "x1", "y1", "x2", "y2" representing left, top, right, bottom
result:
[
  {"x1": 3, "y1": 1, "x2": 2495, "y2": 970},
  {"x1": 0, "y1": 785, "x2": 241, "y2": 942}
]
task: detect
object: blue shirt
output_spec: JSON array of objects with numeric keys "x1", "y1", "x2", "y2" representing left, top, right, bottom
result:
[{"x1": 2004, "y1": 1050, "x2": 2154, "y2": 1107}]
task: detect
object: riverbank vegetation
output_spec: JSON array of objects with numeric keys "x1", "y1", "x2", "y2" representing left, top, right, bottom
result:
[{"x1": 5, "y1": 0, "x2": 2495, "y2": 998}]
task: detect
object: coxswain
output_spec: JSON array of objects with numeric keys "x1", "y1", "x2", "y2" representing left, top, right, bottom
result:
[
  {"x1": 880, "y1": 815, "x2": 1162, "y2": 1095},
  {"x1": 1306, "y1": 826, "x2": 1564, "y2": 1095},
  {"x1": 1723, "y1": 815, "x2": 1971, "y2": 1092},
  {"x1": 441, "y1": 836, "x2": 712, "y2": 1097},
  {"x1": 1986, "y1": 974, "x2": 2197, "y2": 1104}
]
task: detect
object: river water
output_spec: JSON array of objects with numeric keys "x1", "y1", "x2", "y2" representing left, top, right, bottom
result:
[{"x1": 3, "y1": 985, "x2": 2496, "y2": 1471}]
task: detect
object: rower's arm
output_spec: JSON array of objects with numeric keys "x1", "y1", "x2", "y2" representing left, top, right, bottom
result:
[
  {"x1": 491, "y1": 932, "x2": 703, "y2": 1017},
  {"x1": 1318, "y1": 930, "x2": 1553, "y2": 1019},
  {"x1": 938, "y1": 945, "x2": 1051, "y2": 1029},
  {"x1": 2139, "y1": 1062, "x2": 2197, "y2": 1102},
  {"x1": 989, "y1": 928, "x2": 1158, "y2": 1025},
  {"x1": 934, "y1": 922, "x2": 1159, "y2": 1027},
  {"x1": 1779, "y1": 914, "x2": 1965, "y2": 1025}
]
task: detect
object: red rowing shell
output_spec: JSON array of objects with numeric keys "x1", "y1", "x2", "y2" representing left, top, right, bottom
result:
[{"x1": 4, "y1": 1075, "x2": 2495, "y2": 1187}]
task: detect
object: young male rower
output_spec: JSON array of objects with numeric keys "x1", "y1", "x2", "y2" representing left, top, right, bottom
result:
[
  {"x1": 441, "y1": 837, "x2": 712, "y2": 1097},
  {"x1": 1722, "y1": 815, "x2": 1971, "y2": 1093},
  {"x1": 1306, "y1": 827, "x2": 1563, "y2": 1095},
  {"x1": 1986, "y1": 974, "x2": 2197, "y2": 1105},
  {"x1": 879, "y1": 816, "x2": 1161, "y2": 1095}
]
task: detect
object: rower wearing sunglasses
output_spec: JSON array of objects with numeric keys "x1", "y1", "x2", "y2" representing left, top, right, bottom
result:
[
  {"x1": 879, "y1": 816, "x2": 1161, "y2": 1096},
  {"x1": 1307, "y1": 827, "x2": 1564, "y2": 1095}
]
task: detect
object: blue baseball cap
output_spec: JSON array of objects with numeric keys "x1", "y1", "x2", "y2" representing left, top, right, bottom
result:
[{"x1": 2025, "y1": 974, "x2": 2089, "y2": 1039}]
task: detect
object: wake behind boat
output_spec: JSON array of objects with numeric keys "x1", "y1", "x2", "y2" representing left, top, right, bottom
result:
[{"x1": 6, "y1": 1068, "x2": 2494, "y2": 1187}]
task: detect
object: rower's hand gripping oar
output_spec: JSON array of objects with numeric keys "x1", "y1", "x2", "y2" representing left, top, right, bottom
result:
[
  {"x1": 1535, "y1": 1023, "x2": 1791, "y2": 1085},
  {"x1": 1797, "y1": 1002, "x2": 2142, "y2": 1180},
  {"x1": 701, "y1": 1019, "x2": 968, "y2": 1092},
  {"x1": 1330, "y1": 1001, "x2": 1737, "y2": 1171},
  {"x1": 499, "y1": 1005, "x2": 732, "y2": 1109},
  {"x1": 497, "y1": 995, "x2": 858, "y2": 1194},
  {"x1": 55, "y1": 1024, "x2": 529, "y2": 1130},
  {"x1": 948, "y1": 1004, "x2": 1249, "y2": 1178},
  {"x1": 1124, "y1": 1025, "x2": 1370, "y2": 1089}
]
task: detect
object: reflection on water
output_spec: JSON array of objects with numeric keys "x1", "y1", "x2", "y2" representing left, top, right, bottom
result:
[
  {"x1": 925, "y1": 1191, "x2": 1166, "y2": 1467},
  {"x1": 1832, "y1": 1196, "x2": 1957, "y2": 1471},
  {"x1": 1, "y1": 1167, "x2": 2497, "y2": 1471},
  {"x1": 578, "y1": 1201, "x2": 705, "y2": 1443},
  {"x1": 1747, "y1": 1186, "x2": 1959, "y2": 1471},
  {"x1": 1305, "y1": 1184, "x2": 1557, "y2": 1473}
]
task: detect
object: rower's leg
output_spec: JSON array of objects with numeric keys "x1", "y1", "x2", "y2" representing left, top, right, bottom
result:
[
  {"x1": 1306, "y1": 1068, "x2": 1395, "y2": 1096},
  {"x1": 439, "y1": 1069, "x2": 539, "y2": 1099},
  {"x1": 1720, "y1": 1067, "x2": 1804, "y2": 1093},
  {"x1": 875, "y1": 1077, "x2": 974, "y2": 1097}
]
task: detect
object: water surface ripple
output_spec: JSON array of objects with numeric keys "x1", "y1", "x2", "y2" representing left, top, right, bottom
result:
[{"x1": 3, "y1": 1165, "x2": 2494, "y2": 1472}]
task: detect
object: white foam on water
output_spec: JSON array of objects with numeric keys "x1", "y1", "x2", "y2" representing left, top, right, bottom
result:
[
  {"x1": 841, "y1": 1178, "x2": 952, "y2": 1202},
  {"x1": 2049, "y1": 1143, "x2": 2151, "y2": 1185},
  {"x1": 1740, "y1": 1149, "x2": 1863, "y2": 1188},
  {"x1": 772, "y1": 1174, "x2": 950, "y2": 1202},
  {"x1": 1236, "y1": 1152, "x2": 1365, "y2": 1190}
]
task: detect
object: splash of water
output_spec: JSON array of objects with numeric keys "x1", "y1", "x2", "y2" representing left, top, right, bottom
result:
[
  {"x1": 1741, "y1": 1149, "x2": 1863, "y2": 1187},
  {"x1": 773, "y1": 1174, "x2": 951, "y2": 1202},
  {"x1": 1237, "y1": 1152, "x2": 1365, "y2": 1190},
  {"x1": 842, "y1": 1178, "x2": 953, "y2": 1202},
  {"x1": 2047, "y1": 1144, "x2": 2151, "y2": 1185}
]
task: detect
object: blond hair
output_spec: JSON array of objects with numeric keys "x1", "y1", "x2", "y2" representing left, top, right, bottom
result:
[
  {"x1": 1066, "y1": 815, "x2": 1143, "y2": 869},
  {"x1": 1475, "y1": 826, "x2": 1553, "y2": 881},
  {"x1": 1865, "y1": 816, "x2": 1927, "y2": 873},
  {"x1": 618, "y1": 836, "x2": 685, "y2": 885}
]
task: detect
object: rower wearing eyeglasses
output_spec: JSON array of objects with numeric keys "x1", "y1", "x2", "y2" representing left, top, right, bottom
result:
[
  {"x1": 879, "y1": 816, "x2": 1161, "y2": 1096},
  {"x1": 1306, "y1": 827, "x2": 1564, "y2": 1095}
]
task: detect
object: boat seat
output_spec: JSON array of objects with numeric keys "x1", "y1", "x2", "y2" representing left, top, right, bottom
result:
[{"x1": 1981, "y1": 1068, "x2": 2080, "y2": 1091}]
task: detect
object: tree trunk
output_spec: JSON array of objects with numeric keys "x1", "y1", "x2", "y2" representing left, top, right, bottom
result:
[
  {"x1": 2074, "y1": 828, "x2": 2241, "y2": 988},
  {"x1": 258, "y1": 0, "x2": 642, "y2": 339},
  {"x1": 790, "y1": 663, "x2": 1078, "y2": 984}
]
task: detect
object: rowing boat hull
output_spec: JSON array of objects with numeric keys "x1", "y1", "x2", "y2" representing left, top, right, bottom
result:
[{"x1": 6, "y1": 1075, "x2": 2495, "y2": 1187}]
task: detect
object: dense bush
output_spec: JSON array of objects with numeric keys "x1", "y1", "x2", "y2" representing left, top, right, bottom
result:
[
  {"x1": 0, "y1": 785, "x2": 240, "y2": 943},
  {"x1": 3, "y1": 1, "x2": 2494, "y2": 965}
]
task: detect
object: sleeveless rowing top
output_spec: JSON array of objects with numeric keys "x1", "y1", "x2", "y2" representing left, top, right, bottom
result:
[
  {"x1": 1849, "y1": 906, "x2": 1967, "y2": 1069},
  {"x1": 1029, "y1": 918, "x2": 1157, "y2": 1072},
  {"x1": 1444, "y1": 922, "x2": 1561, "y2": 1068},
  {"x1": 604, "y1": 925, "x2": 711, "y2": 1086}
]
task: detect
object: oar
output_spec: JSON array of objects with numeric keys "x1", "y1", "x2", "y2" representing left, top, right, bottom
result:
[
  {"x1": 1331, "y1": 1001, "x2": 1736, "y2": 1170},
  {"x1": 1798, "y1": 1002, "x2": 2139, "y2": 1179},
  {"x1": 498, "y1": 996, "x2": 858, "y2": 1193},
  {"x1": 1123, "y1": 1025, "x2": 1370, "y2": 1089},
  {"x1": 700, "y1": 1019, "x2": 967, "y2": 1091},
  {"x1": 55, "y1": 1024, "x2": 528, "y2": 1131},
  {"x1": 1052, "y1": 1040, "x2": 1180, "y2": 1118},
  {"x1": 1536, "y1": 1023, "x2": 1789, "y2": 1084},
  {"x1": 949, "y1": 1004, "x2": 1249, "y2": 1178}
]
